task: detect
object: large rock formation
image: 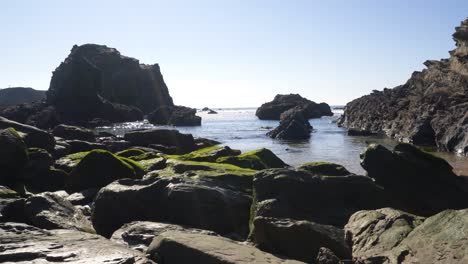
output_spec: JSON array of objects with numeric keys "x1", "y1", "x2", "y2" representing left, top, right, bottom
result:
[
  {"x1": 267, "y1": 107, "x2": 313, "y2": 140},
  {"x1": 0, "y1": 87, "x2": 45, "y2": 108},
  {"x1": 339, "y1": 19, "x2": 468, "y2": 155},
  {"x1": 256, "y1": 94, "x2": 333, "y2": 120},
  {"x1": 48, "y1": 44, "x2": 173, "y2": 114}
]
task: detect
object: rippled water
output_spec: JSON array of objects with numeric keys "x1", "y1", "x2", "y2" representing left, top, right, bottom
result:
[{"x1": 96, "y1": 108, "x2": 468, "y2": 175}]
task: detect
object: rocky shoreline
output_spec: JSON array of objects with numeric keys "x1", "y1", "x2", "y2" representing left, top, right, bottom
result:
[
  {"x1": 1, "y1": 116, "x2": 467, "y2": 263},
  {"x1": 339, "y1": 19, "x2": 468, "y2": 156}
]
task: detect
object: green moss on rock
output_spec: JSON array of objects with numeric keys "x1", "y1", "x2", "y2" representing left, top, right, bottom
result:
[
  {"x1": 66, "y1": 149, "x2": 143, "y2": 192},
  {"x1": 216, "y1": 148, "x2": 287, "y2": 170},
  {"x1": 298, "y1": 162, "x2": 351, "y2": 176},
  {"x1": 115, "y1": 148, "x2": 146, "y2": 158}
]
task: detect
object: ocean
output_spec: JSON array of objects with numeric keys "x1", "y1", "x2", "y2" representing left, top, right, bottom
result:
[{"x1": 96, "y1": 108, "x2": 468, "y2": 175}]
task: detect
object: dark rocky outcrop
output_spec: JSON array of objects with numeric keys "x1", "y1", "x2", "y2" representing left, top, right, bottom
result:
[
  {"x1": 48, "y1": 44, "x2": 173, "y2": 114},
  {"x1": 124, "y1": 129, "x2": 197, "y2": 154},
  {"x1": 0, "y1": 87, "x2": 46, "y2": 108},
  {"x1": 216, "y1": 148, "x2": 287, "y2": 170},
  {"x1": 250, "y1": 217, "x2": 351, "y2": 263},
  {"x1": 297, "y1": 162, "x2": 352, "y2": 176},
  {"x1": 111, "y1": 221, "x2": 218, "y2": 252},
  {"x1": 0, "y1": 116, "x2": 55, "y2": 151},
  {"x1": 0, "y1": 128, "x2": 28, "y2": 188},
  {"x1": 146, "y1": 230, "x2": 304, "y2": 264},
  {"x1": 361, "y1": 143, "x2": 468, "y2": 216},
  {"x1": 339, "y1": 19, "x2": 468, "y2": 155},
  {"x1": 147, "y1": 105, "x2": 201, "y2": 126},
  {"x1": 0, "y1": 222, "x2": 154, "y2": 263},
  {"x1": 345, "y1": 208, "x2": 468, "y2": 263},
  {"x1": 256, "y1": 94, "x2": 333, "y2": 120},
  {"x1": 267, "y1": 107, "x2": 313, "y2": 140},
  {"x1": 92, "y1": 176, "x2": 251, "y2": 238}
]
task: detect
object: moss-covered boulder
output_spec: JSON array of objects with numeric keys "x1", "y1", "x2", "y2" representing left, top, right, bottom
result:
[
  {"x1": 54, "y1": 151, "x2": 90, "y2": 173},
  {"x1": 216, "y1": 148, "x2": 287, "y2": 170},
  {"x1": 116, "y1": 148, "x2": 160, "y2": 161},
  {"x1": 0, "y1": 128, "x2": 28, "y2": 186},
  {"x1": 174, "y1": 146, "x2": 241, "y2": 163},
  {"x1": 297, "y1": 162, "x2": 351, "y2": 176},
  {"x1": 66, "y1": 149, "x2": 144, "y2": 192}
]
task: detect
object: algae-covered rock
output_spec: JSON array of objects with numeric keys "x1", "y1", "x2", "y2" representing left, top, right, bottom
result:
[
  {"x1": 217, "y1": 148, "x2": 287, "y2": 170},
  {"x1": 54, "y1": 151, "x2": 89, "y2": 173},
  {"x1": 53, "y1": 124, "x2": 95, "y2": 141},
  {"x1": 174, "y1": 145, "x2": 240, "y2": 162},
  {"x1": 297, "y1": 162, "x2": 352, "y2": 176},
  {"x1": 0, "y1": 127, "x2": 28, "y2": 186},
  {"x1": 66, "y1": 149, "x2": 144, "y2": 192},
  {"x1": 116, "y1": 148, "x2": 160, "y2": 161},
  {"x1": 344, "y1": 208, "x2": 425, "y2": 262}
]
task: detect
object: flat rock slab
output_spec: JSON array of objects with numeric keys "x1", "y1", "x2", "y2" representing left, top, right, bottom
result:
[
  {"x1": 0, "y1": 222, "x2": 154, "y2": 263},
  {"x1": 147, "y1": 230, "x2": 305, "y2": 264}
]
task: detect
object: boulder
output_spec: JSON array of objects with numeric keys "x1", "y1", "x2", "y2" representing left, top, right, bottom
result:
[
  {"x1": 216, "y1": 148, "x2": 287, "y2": 170},
  {"x1": 0, "y1": 128, "x2": 28, "y2": 187},
  {"x1": 1, "y1": 192, "x2": 94, "y2": 233},
  {"x1": 251, "y1": 168, "x2": 390, "y2": 227},
  {"x1": 361, "y1": 143, "x2": 468, "y2": 216},
  {"x1": 173, "y1": 145, "x2": 241, "y2": 163},
  {"x1": 297, "y1": 161, "x2": 352, "y2": 176},
  {"x1": 65, "y1": 139, "x2": 107, "y2": 153},
  {"x1": 267, "y1": 107, "x2": 312, "y2": 140},
  {"x1": 344, "y1": 208, "x2": 425, "y2": 262},
  {"x1": 256, "y1": 94, "x2": 333, "y2": 120},
  {"x1": 0, "y1": 222, "x2": 154, "y2": 263},
  {"x1": 345, "y1": 208, "x2": 468, "y2": 263},
  {"x1": 147, "y1": 105, "x2": 201, "y2": 126},
  {"x1": 0, "y1": 116, "x2": 55, "y2": 151},
  {"x1": 315, "y1": 248, "x2": 342, "y2": 264},
  {"x1": 52, "y1": 124, "x2": 95, "y2": 141},
  {"x1": 250, "y1": 217, "x2": 351, "y2": 263},
  {"x1": 147, "y1": 230, "x2": 304, "y2": 264},
  {"x1": 111, "y1": 221, "x2": 218, "y2": 252},
  {"x1": 66, "y1": 149, "x2": 144, "y2": 192},
  {"x1": 124, "y1": 129, "x2": 197, "y2": 154},
  {"x1": 339, "y1": 19, "x2": 468, "y2": 155},
  {"x1": 92, "y1": 176, "x2": 251, "y2": 238},
  {"x1": 0, "y1": 87, "x2": 46, "y2": 107}
]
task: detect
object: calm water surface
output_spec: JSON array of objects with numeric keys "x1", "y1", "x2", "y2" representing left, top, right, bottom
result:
[{"x1": 97, "y1": 108, "x2": 468, "y2": 175}]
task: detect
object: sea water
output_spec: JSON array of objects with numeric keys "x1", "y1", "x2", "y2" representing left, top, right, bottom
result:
[{"x1": 96, "y1": 108, "x2": 468, "y2": 175}]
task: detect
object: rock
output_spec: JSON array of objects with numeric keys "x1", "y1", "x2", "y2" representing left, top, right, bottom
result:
[
  {"x1": 147, "y1": 105, "x2": 201, "y2": 126},
  {"x1": 194, "y1": 137, "x2": 222, "y2": 149},
  {"x1": 92, "y1": 176, "x2": 251, "y2": 238},
  {"x1": 65, "y1": 139, "x2": 107, "y2": 153},
  {"x1": 66, "y1": 149, "x2": 144, "y2": 192},
  {"x1": 147, "y1": 230, "x2": 305, "y2": 264},
  {"x1": 250, "y1": 217, "x2": 351, "y2": 263},
  {"x1": 65, "y1": 188, "x2": 99, "y2": 205},
  {"x1": 316, "y1": 248, "x2": 342, "y2": 264},
  {"x1": 251, "y1": 168, "x2": 390, "y2": 227},
  {"x1": 0, "y1": 222, "x2": 154, "y2": 263},
  {"x1": 267, "y1": 107, "x2": 312, "y2": 140},
  {"x1": 339, "y1": 19, "x2": 468, "y2": 155},
  {"x1": 345, "y1": 208, "x2": 468, "y2": 263},
  {"x1": 297, "y1": 162, "x2": 352, "y2": 176},
  {"x1": 208, "y1": 109, "x2": 218, "y2": 114},
  {"x1": 1, "y1": 192, "x2": 94, "y2": 233},
  {"x1": 216, "y1": 148, "x2": 287, "y2": 170},
  {"x1": 111, "y1": 221, "x2": 218, "y2": 252},
  {"x1": 0, "y1": 128, "x2": 28, "y2": 187},
  {"x1": 49, "y1": 44, "x2": 173, "y2": 114},
  {"x1": 344, "y1": 208, "x2": 425, "y2": 262},
  {"x1": 176, "y1": 146, "x2": 241, "y2": 162},
  {"x1": 0, "y1": 116, "x2": 55, "y2": 151},
  {"x1": 360, "y1": 143, "x2": 468, "y2": 216},
  {"x1": 100, "y1": 139, "x2": 132, "y2": 152},
  {"x1": 52, "y1": 124, "x2": 95, "y2": 141},
  {"x1": 256, "y1": 94, "x2": 333, "y2": 120},
  {"x1": 124, "y1": 129, "x2": 197, "y2": 154},
  {"x1": 0, "y1": 87, "x2": 46, "y2": 107}
]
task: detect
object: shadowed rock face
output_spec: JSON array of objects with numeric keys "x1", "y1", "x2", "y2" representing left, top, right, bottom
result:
[
  {"x1": 339, "y1": 19, "x2": 468, "y2": 155},
  {"x1": 267, "y1": 107, "x2": 313, "y2": 140},
  {"x1": 48, "y1": 44, "x2": 174, "y2": 114}
]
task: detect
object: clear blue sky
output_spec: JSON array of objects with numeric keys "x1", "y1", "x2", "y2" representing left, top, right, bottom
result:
[{"x1": 1, "y1": 0, "x2": 467, "y2": 107}]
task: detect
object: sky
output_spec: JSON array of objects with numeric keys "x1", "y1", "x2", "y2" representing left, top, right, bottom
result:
[{"x1": 1, "y1": 1, "x2": 468, "y2": 108}]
